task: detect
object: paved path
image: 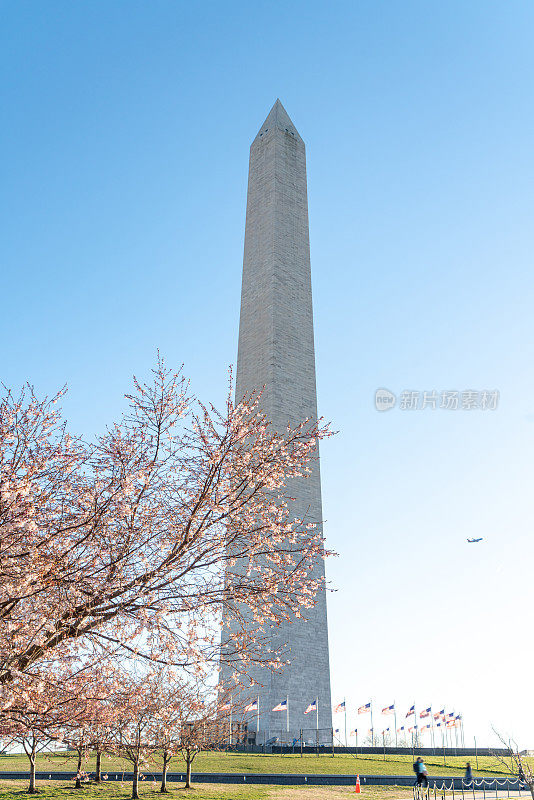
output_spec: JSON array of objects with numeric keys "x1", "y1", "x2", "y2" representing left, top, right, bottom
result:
[{"x1": 0, "y1": 772, "x2": 527, "y2": 790}]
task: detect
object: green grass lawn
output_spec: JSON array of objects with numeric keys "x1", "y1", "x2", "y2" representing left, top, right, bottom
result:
[
  {"x1": 0, "y1": 779, "x2": 416, "y2": 800},
  {"x1": 0, "y1": 752, "x2": 523, "y2": 777}
]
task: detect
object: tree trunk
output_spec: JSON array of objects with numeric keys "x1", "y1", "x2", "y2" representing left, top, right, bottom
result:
[
  {"x1": 95, "y1": 749, "x2": 102, "y2": 783},
  {"x1": 185, "y1": 752, "x2": 192, "y2": 789},
  {"x1": 75, "y1": 750, "x2": 83, "y2": 788},
  {"x1": 28, "y1": 755, "x2": 37, "y2": 794},
  {"x1": 132, "y1": 760, "x2": 139, "y2": 800},
  {"x1": 160, "y1": 753, "x2": 168, "y2": 793}
]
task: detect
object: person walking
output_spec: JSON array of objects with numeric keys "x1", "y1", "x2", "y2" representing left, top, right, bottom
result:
[{"x1": 465, "y1": 762, "x2": 473, "y2": 783}]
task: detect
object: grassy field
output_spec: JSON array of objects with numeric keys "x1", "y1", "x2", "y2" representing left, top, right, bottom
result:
[
  {"x1": 0, "y1": 779, "x2": 415, "y2": 800},
  {"x1": 0, "y1": 752, "x2": 523, "y2": 777}
]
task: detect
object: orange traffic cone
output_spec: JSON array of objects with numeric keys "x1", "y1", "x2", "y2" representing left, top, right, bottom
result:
[{"x1": 355, "y1": 775, "x2": 361, "y2": 793}]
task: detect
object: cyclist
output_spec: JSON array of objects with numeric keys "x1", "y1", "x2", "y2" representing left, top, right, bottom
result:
[{"x1": 416, "y1": 757, "x2": 429, "y2": 788}]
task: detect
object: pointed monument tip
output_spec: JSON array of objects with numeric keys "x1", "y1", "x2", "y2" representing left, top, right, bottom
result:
[{"x1": 254, "y1": 98, "x2": 301, "y2": 142}]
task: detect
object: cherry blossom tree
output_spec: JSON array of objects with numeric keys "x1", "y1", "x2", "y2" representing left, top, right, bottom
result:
[
  {"x1": 153, "y1": 679, "x2": 234, "y2": 792},
  {"x1": 106, "y1": 668, "x2": 177, "y2": 800},
  {"x1": 0, "y1": 678, "x2": 70, "y2": 793},
  {"x1": 102, "y1": 665, "x2": 236, "y2": 796},
  {"x1": 0, "y1": 357, "x2": 332, "y2": 704},
  {"x1": 176, "y1": 698, "x2": 231, "y2": 790},
  {"x1": 150, "y1": 689, "x2": 184, "y2": 793},
  {"x1": 88, "y1": 717, "x2": 115, "y2": 784},
  {"x1": 64, "y1": 724, "x2": 92, "y2": 789},
  {"x1": 63, "y1": 675, "x2": 118, "y2": 786}
]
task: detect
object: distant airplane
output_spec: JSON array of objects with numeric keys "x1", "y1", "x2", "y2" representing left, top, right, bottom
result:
[{"x1": 467, "y1": 537, "x2": 483, "y2": 543}]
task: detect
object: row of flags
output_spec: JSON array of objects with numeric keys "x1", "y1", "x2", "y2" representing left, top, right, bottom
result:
[
  {"x1": 335, "y1": 720, "x2": 462, "y2": 736},
  {"x1": 339, "y1": 723, "x2": 458, "y2": 736},
  {"x1": 346, "y1": 702, "x2": 462, "y2": 723},
  {"x1": 228, "y1": 698, "x2": 462, "y2": 727},
  {"x1": 240, "y1": 698, "x2": 317, "y2": 714}
]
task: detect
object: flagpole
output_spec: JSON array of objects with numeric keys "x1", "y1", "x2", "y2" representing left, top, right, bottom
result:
[
  {"x1": 316, "y1": 697, "x2": 319, "y2": 732},
  {"x1": 344, "y1": 698, "x2": 347, "y2": 747},
  {"x1": 370, "y1": 701, "x2": 374, "y2": 746},
  {"x1": 286, "y1": 695, "x2": 289, "y2": 735},
  {"x1": 229, "y1": 697, "x2": 232, "y2": 747},
  {"x1": 257, "y1": 695, "x2": 260, "y2": 736},
  {"x1": 394, "y1": 703, "x2": 398, "y2": 748}
]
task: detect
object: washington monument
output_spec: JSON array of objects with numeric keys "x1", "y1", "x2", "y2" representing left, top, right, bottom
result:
[{"x1": 222, "y1": 100, "x2": 332, "y2": 740}]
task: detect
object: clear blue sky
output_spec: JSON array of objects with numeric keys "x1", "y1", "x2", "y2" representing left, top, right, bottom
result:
[{"x1": 2, "y1": 1, "x2": 533, "y2": 747}]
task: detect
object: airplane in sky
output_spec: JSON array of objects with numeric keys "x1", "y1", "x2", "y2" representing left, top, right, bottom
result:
[{"x1": 467, "y1": 537, "x2": 484, "y2": 543}]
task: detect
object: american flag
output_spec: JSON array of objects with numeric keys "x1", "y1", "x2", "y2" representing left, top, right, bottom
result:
[
  {"x1": 272, "y1": 700, "x2": 287, "y2": 712},
  {"x1": 305, "y1": 699, "x2": 317, "y2": 714},
  {"x1": 408, "y1": 725, "x2": 417, "y2": 733},
  {"x1": 245, "y1": 699, "x2": 258, "y2": 712},
  {"x1": 358, "y1": 703, "x2": 371, "y2": 714},
  {"x1": 334, "y1": 701, "x2": 346, "y2": 713},
  {"x1": 351, "y1": 729, "x2": 358, "y2": 735},
  {"x1": 219, "y1": 702, "x2": 232, "y2": 711},
  {"x1": 397, "y1": 726, "x2": 405, "y2": 732},
  {"x1": 382, "y1": 704, "x2": 395, "y2": 715},
  {"x1": 406, "y1": 705, "x2": 415, "y2": 718},
  {"x1": 421, "y1": 723, "x2": 431, "y2": 730},
  {"x1": 433, "y1": 711, "x2": 442, "y2": 720},
  {"x1": 420, "y1": 707, "x2": 431, "y2": 718}
]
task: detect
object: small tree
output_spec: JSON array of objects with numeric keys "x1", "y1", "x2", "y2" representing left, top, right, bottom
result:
[
  {"x1": 178, "y1": 713, "x2": 226, "y2": 790},
  {"x1": 173, "y1": 683, "x2": 234, "y2": 790},
  {"x1": 107, "y1": 668, "x2": 186, "y2": 800},
  {"x1": 54, "y1": 667, "x2": 117, "y2": 788},
  {"x1": 149, "y1": 686, "x2": 184, "y2": 793},
  {"x1": 109, "y1": 685, "x2": 153, "y2": 800},
  {"x1": 9, "y1": 724, "x2": 58, "y2": 793},
  {"x1": 89, "y1": 720, "x2": 115, "y2": 784},
  {"x1": 491, "y1": 730, "x2": 534, "y2": 800},
  {"x1": 72, "y1": 689, "x2": 116, "y2": 784},
  {"x1": 0, "y1": 681, "x2": 65, "y2": 793},
  {"x1": 107, "y1": 665, "x2": 234, "y2": 795},
  {"x1": 381, "y1": 729, "x2": 393, "y2": 746},
  {"x1": 66, "y1": 726, "x2": 91, "y2": 789}
]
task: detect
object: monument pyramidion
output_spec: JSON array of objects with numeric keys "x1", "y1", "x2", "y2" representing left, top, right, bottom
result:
[{"x1": 220, "y1": 100, "x2": 332, "y2": 743}]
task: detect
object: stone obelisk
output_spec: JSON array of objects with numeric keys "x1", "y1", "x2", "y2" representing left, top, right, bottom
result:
[{"x1": 226, "y1": 100, "x2": 332, "y2": 741}]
